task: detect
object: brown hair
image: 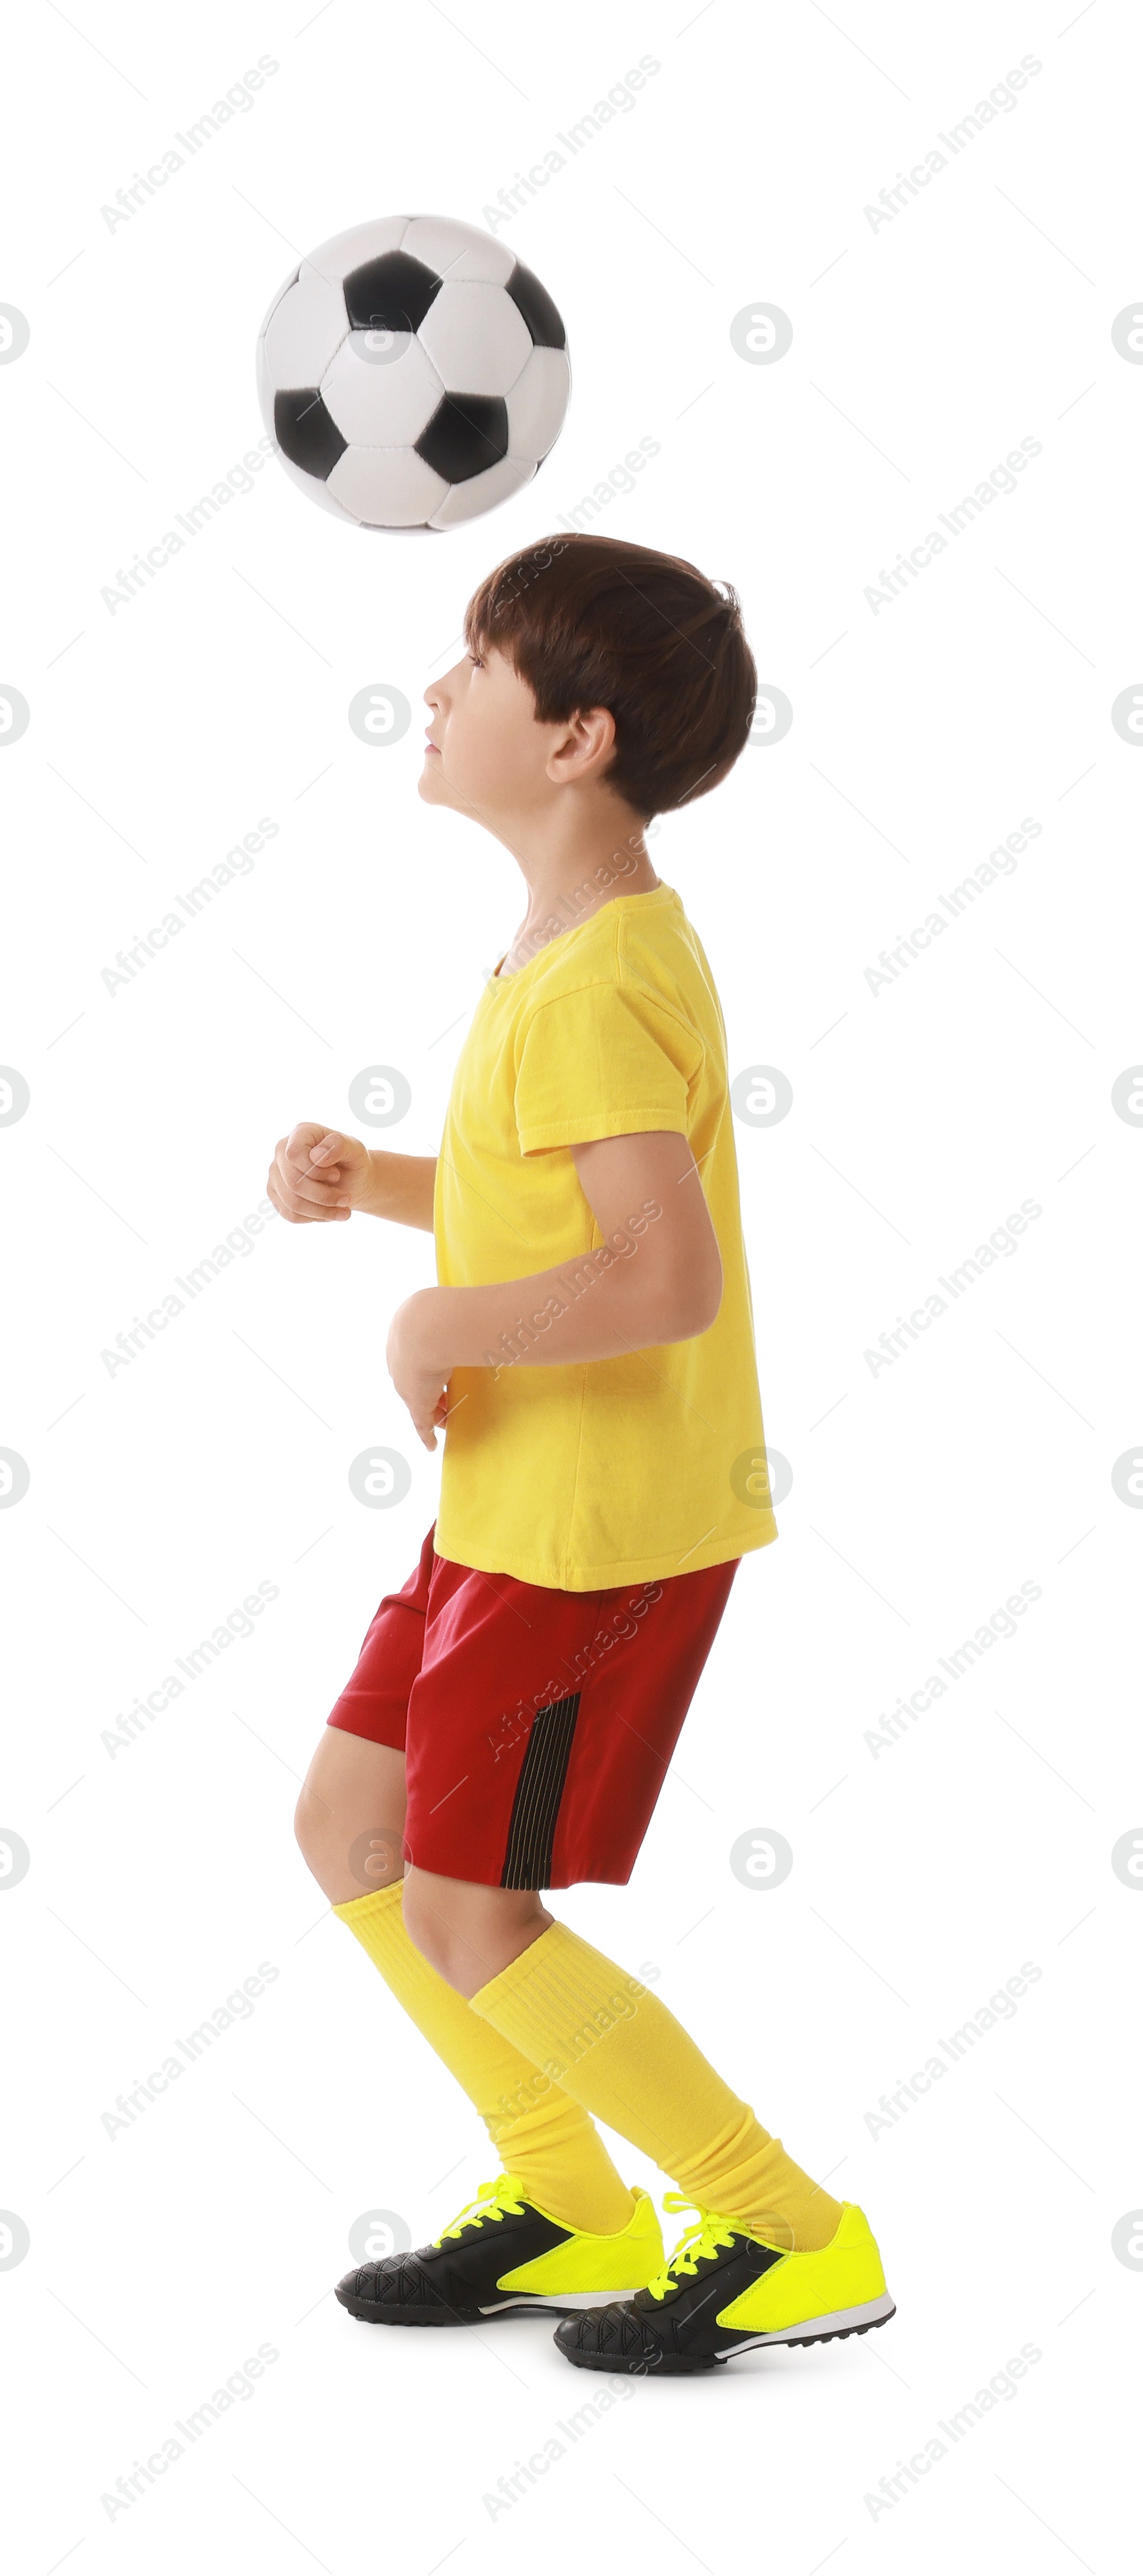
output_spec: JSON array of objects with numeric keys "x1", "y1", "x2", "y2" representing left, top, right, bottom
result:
[{"x1": 463, "y1": 532, "x2": 757, "y2": 821}]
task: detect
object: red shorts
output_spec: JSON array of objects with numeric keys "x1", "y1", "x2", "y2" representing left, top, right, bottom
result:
[{"x1": 326, "y1": 1524, "x2": 739, "y2": 1889}]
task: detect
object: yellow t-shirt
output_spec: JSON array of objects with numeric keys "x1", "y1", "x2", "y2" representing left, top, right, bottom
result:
[{"x1": 431, "y1": 881, "x2": 778, "y2": 1590}]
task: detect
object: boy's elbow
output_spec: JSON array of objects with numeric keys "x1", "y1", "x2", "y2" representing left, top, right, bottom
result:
[
  {"x1": 686, "y1": 1271, "x2": 724, "y2": 1336},
  {"x1": 646, "y1": 1261, "x2": 723, "y2": 1343},
  {"x1": 688, "y1": 1238, "x2": 724, "y2": 1335}
]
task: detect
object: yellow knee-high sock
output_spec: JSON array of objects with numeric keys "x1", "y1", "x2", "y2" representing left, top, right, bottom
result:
[
  {"x1": 332, "y1": 1883, "x2": 636, "y2": 2236},
  {"x1": 470, "y1": 1920, "x2": 843, "y2": 2252}
]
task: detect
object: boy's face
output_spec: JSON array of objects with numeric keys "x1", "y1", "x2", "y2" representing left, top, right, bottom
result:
[{"x1": 420, "y1": 645, "x2": 557, "y2": 822}]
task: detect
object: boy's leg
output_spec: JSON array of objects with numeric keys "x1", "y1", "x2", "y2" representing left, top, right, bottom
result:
[
  {"x1": 294, "y1": 1729, "x2": 637, "y2": 2233},
  {"x1": 403, "y1": 1865, "x2": 842, "y2": 2253},
  {"x1": 294, "y1": 1725, "x2": 409, "y2": 1905}
]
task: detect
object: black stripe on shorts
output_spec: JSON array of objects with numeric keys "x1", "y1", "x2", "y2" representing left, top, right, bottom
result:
[{"x1": 500, "y1": 1693, "x2": 582, "y2": 1889}]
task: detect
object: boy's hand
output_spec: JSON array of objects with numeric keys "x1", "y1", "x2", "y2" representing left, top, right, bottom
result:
[
  {"x1": 266, "y1": 1124, "x2": 372, "y2": 1223},
  {"x1": 386, "y1": 1291, "x2": 451, "y2": 1452}
]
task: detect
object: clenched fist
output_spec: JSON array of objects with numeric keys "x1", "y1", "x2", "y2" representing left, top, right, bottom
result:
[{"x1": 266, "y1": 1123, "x2": 374, "y2": 1223}]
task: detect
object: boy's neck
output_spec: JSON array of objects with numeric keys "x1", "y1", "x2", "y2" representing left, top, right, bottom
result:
[{"x1": 493, "y1": 796, "x2": 661, "y2": 976}]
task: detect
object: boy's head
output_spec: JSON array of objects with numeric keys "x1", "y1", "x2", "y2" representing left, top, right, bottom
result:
[{"x1": 420, "y1": 532, "x2": 757, "y2": 830}]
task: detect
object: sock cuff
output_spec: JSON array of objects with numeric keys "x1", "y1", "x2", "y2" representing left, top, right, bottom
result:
[
  {"x1": 331, "y1": 1878, "x2": 405, "y2": 1927},
  {"x1": 470, "y1": 1920, "x2": 652, "y2": 2068}
]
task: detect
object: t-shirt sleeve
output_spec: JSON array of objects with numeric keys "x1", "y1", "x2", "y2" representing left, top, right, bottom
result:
[{"x1": 513, "y1": 981, "x2": 702, "y2": 1154}]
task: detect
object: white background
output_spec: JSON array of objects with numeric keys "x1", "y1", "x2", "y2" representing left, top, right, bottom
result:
[{"x1": 1, "y1": 1, "x2": 1139, "y2": 2567}]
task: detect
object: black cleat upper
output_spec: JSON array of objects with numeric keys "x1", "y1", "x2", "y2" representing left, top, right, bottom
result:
[
  {"x1": 554, "y1": 2229, "x2": 785, "y2": 2373},
  {"x1": 336, "y1": 2200, "x2": 572, "y2": 2326}
]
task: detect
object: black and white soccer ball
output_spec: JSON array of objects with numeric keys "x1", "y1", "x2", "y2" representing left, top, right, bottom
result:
[{"x1": 256, "y1": 214, "x2": 570, "y2": 532}]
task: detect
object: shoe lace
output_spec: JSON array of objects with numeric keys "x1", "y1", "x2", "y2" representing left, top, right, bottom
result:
[
  {"x1": 433, "y1": 2173, "x2": 528, "y2": 2245},
  {"x1": 642, "y1": 2193, "x2": 740, "y2": 2302}
]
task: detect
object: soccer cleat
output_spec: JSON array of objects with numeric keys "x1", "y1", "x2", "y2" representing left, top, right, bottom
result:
[
  {"x1": 335, "y1": 2171, "x2": 664, "y2": 2325},
  {"x1": 554, "y1": 2193, "x2": 895, "y2": 2375}
]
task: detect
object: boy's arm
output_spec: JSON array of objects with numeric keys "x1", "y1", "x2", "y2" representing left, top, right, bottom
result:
[
  {"x1": 387, "y1": 1128, "x2": 723, "y2": 1448},
  {"x1": 267, "y1": 1123, "x2": 436, "y2": 1232}
]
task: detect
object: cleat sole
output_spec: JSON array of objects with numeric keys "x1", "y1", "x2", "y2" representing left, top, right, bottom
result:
[
  {"x1": 559, "y1": 2343, "x2": 721, "y2": 2375},
  {"x1": 730, "y1": 2292, "x2": 897, "y2": 2352},
  {"x1": 556, "y1": 2293, "x2": 897, "y2": 2373}
]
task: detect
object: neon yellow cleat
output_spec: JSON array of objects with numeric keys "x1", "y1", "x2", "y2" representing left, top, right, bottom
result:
[
  {"x1": 336, "y1": 2172, "x2": 664, "y2": 2325},
  {"x1": 554, "y1": 2196, "x2": 895, "y2": 2374}
]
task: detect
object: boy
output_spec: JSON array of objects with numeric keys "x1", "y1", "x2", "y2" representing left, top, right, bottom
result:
[{"x1": 276, "y1": 532, "x2": 892, "y2": 2375}]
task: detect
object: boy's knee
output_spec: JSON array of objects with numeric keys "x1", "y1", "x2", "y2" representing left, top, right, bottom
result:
[
  {"x1": 294, "y1": 1787, "x2": 405, "y2": 1901},
  {"x1": 294, "y1": 1784, "x2": 324, "y2": 1870}
]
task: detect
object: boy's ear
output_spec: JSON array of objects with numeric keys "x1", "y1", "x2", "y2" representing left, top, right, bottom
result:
[{"x1": 546, "y1": 706, "x2": 617, "y2": 786}]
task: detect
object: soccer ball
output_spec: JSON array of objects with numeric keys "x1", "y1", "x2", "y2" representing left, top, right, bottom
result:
[{"x1": 256, "y1": 214, "x2": 571, "y2": 532}]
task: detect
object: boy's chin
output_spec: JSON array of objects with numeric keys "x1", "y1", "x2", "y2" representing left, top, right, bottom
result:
[{"x1": 419, "y1": 763, "x2": 481, "y2": 819}]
